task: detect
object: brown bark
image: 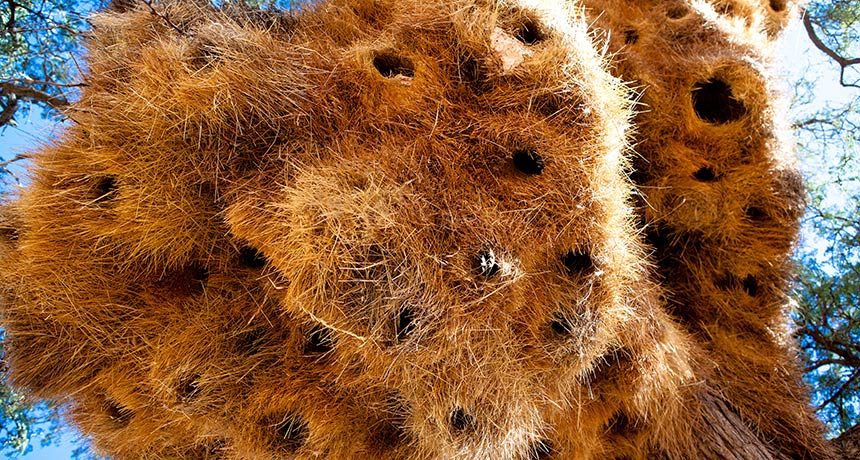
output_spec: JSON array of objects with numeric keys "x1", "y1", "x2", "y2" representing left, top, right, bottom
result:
[{"x1": 694, "y1": 392, "x2": 789, "y2": 460}]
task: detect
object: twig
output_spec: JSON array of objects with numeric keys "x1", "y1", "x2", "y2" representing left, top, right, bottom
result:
[
  {"x1": 1, "y1": 78, "x2": 86, "y2": 88},
  {"x1": 0, "y1": 96, "x2": 19, "y2": 127},
  {"x1": 0, "y1": 154, "x2": 31, "y2": 169},
  {"x1": 142, "y1": 0, "x2": 187, "y2": 37},
  {"x1": 815, "y1": 367, "x2": 860, "y2": 412}
]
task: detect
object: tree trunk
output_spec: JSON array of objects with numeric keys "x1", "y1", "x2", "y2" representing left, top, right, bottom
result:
[{"x1": 694, "y1": 392, "x2": 789, "y2": 460}]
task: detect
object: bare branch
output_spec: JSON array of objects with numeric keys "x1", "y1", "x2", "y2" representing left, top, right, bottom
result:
[
  {"x1": 0, "y1": 82, "x2": 69, "y2": 109},
  {"x1": 0, "y1": 154, "x2": 30, "y2": 169},
  {"x1": 0, "y1": 96, "x2": 19, "y2": 127},
  {"x1": 1, "y1": 78, "x2": 86, "y2": 88},
  {"x1": 793, "y1": 117, "x2": 837, "y2": 128},
  {"x1": 802, "y1": 10, "x2": 860, "y2": 89},
  {"x1": 142, "y1": 0, "x2": 187, "y2": 37},
  {"x1": 815, "y1": 368, "x2": 860, "y2": 412}
]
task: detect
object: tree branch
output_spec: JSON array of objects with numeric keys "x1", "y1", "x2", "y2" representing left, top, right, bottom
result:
[
  {"x1": 5, "y1": 0, "x2": 17, "y2": 32},
  {"x1": 0, "y1": 82, "x2": 69, "y2": 110},
  {"x1": 802, "y1": 10, "x2": 860, "y2": 89},
  {"x1": 1, "y1": 78, "x2": 86, "y2": 88},
  {"x1": 142, "y1": 0, "x2": 187, "y2": 36},
  {"x1": 815, "y1": 368, "x2": 860, "y2": 412},
  {"x1": 0, "y1": 154, "x2": 30, "y2": 169},
  {"x1": 0, "y1": 96, "x2": 19, "y2": 127}
]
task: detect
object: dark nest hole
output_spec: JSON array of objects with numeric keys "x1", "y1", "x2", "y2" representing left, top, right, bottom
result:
[
  {"x1": 513, "y1": 149, "x2": 545, "y2": 175},
  {"x1": 92, "y1": 176, "x2": 118, "y2": 203},
  {"x1": 745, "y1": 206, "x2": 770, "y2": 222},
  {"x1": 693, "y1": 166, "x2": 717, "y2": 182},
  {"x1": 476, "y1": 250, "x2": 501, "y2": 277},
  {"x1": 238, "y1": 246, "x2": 267, "y2": 269},
  {"x1": 373, "y1": 52, "x2": 415, "y2": 78},
  {"x1": 515, "y1": 19, "x2": 547, "y2": 45},
  {"x1": 261, "y1": 412, "x2": 309, "y2": 453},
  {"x1": 623, "y1": 29, "x2": 639, "y2": 45},
  {"x1": 370, "y1": 394, "x2": 411, "y2": 452},
  {"x1": 394, "y1": 307, "x2": 416, "y2": 342},
  {"x1": 742, "y1": 274, "x2": 759, "y2": 297},
  {"x1": 691, "y1": 79, "x2": 747, "y2": 125},
  {"x1": 177, "y1": 373, "x2": 202, "y2": 403},
  {"x1": 189, "y1": 266, "x2": 210, "y2": 293},
  {"x1": 645, "y1": 229, "x2": 701, "y2": 287},
  {"x1": 562, "y1": 249, "x2": 593, "y2": 275},
  {"x1": 549, "y1": 312, "x2": 574, "y2": 336},
  {"x1": 305, "y1": 325, "x2": 334, "y2": 354},
  {"x1": 103, "y1": 398, "x2": 134, "y2": 426},
  {"x1": 449, "y1": 407, "x2": 476, "y2": 434},
  {"x1": 0, "y1": 224, "x2": 19, "y2": 242},
  {"x1": 628, "y1": 155, "x2": 651, "y2": 186},
  {"x1": 529, "y1": 439, "x2": 554, "y2": 460},
  {"x1": 715, "y1": 273, "x2": 759, "y2": 297},
  {"x1": 644, "y1": 226, "x2": 673, "y2": 258},
  {"x1": 769, "y1": 0, "x2": 787, "y2": 12}
]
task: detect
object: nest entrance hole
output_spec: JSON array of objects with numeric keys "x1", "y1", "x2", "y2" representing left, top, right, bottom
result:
[
  {"x1": 476, "y1": 250, "x2": 501, "y2": 277},
  {"x1": 742, "y1": 274, "x2": 758, "y2": 297},
  {"x1": 92, "y1": 176, "x2": 118, "y2": 203},
  {"x1": 562, "y1": 250, "x2": 593, "y2": 274},
  {"x1": 667, "y1": 5, "x2": 689, "y2": 19},
  {"x1": 513, "y1": 149, "x2": 545, "y2": 175},
  {"x1": 177, "y1": 373, "x2": 202, "y2": 402},
  {"x1": 691, "y1": 79, "x2": 747, "y2": 124},
  {"x1": 394, "y1": 307, "x2": 415, "y2": 341},
  {"x1": 623, "y1": 29, "x2": 639, "y2": 45},
  {"x1": 745, "y1": 206, "x2": 769, "y2": 222},
  {"x1": 449, "y1": 407, "x2": 475, "y2": 433},
  {"x1": 693, "y1": 166, "x2": 717, "y2": 182},
  {"x1": 239, "y1": 246, "x2": 267, "y2": 268},
  {"x1": 305, "y1": 326, "x2": 334, "y2": 354},
  {"x1": 103, "y1": 399, "x2": 133, "y2": 426},
  {"x1": 515, "y1": 20, "x2": 546, "y2": 45},
  {"x1": 373, "y1": 52, "x2": 415, "y2": 78}
]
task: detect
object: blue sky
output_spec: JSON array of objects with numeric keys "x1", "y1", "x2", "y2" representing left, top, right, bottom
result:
[{"x1": 0, "y1": 10, "x2": 856, "y2": 460}]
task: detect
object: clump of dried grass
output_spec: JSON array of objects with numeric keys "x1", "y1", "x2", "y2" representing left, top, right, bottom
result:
[{"x1": 0, "y1": 0, "x2": 831, "y2": 459}]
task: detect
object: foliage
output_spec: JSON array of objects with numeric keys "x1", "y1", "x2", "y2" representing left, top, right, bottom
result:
[
  {"x1": 0, "y1": 0, "x2": 94, "y2": 126},
  {"x1": 793, "y1": 0, "x2": 860, "y2": 436},
  {"x1": 0, "y1": 332, "x2": 63, "y2": 457},
  {"x1": 0, "y1": 0, "x2": 296, "y2": 129}
]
